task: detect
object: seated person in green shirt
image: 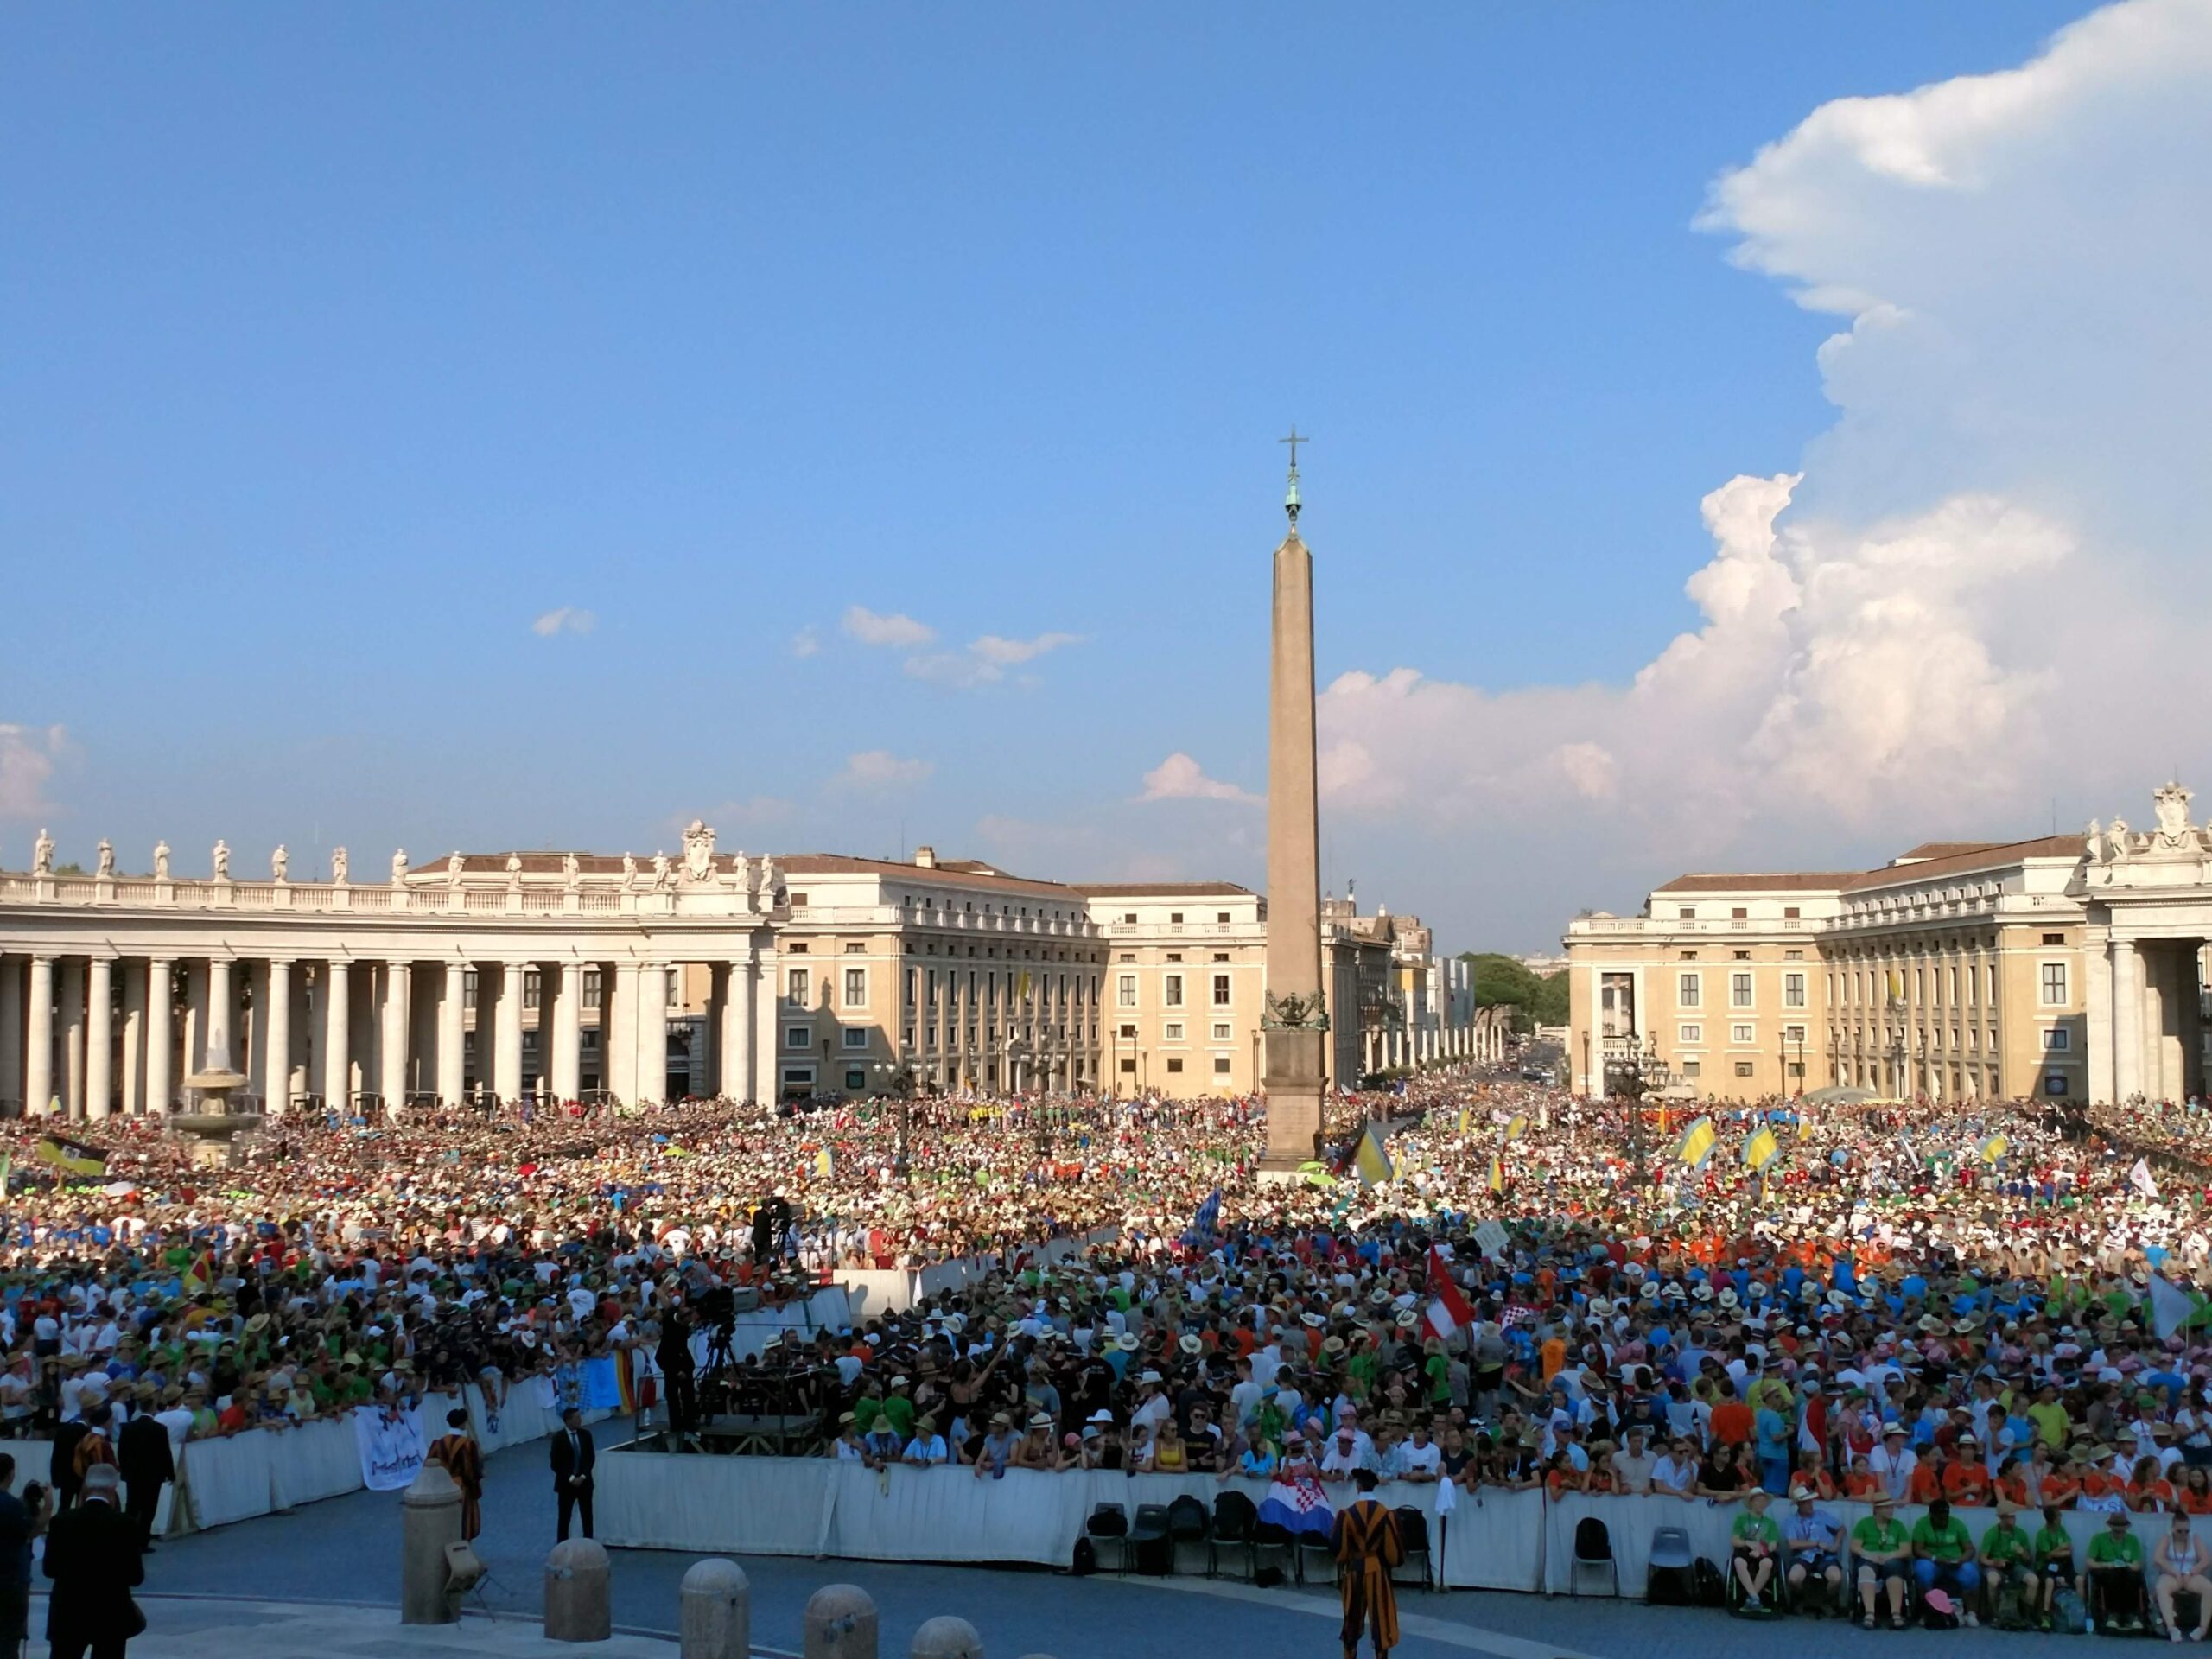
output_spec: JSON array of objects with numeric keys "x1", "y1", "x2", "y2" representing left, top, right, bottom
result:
[
  {"x1": 1853, "y1": 1492, "x2": 1913, "y2": 1630},
  {"x1": 2030, "y1": 1502, "x2": 2077, "y2": 1632},
  {"x1": 1911, "y1": 1497, "x2": 1983, "y2": 1626},
  {"x1": 2086, "y1": 1510, "x2": 2146, "y2": 1632},
  {"x1": 1979, "y1": 1503, "x2": 2034, "y2": 1624},
  {"x1": 1729, "y1": 1488, "x2": 1783, "y2": 1610}
]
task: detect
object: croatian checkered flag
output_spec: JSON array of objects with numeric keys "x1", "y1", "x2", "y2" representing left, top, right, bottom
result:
[{"x1": 1185, "y1": 1187, "x2": 1223, "y2": 1248}]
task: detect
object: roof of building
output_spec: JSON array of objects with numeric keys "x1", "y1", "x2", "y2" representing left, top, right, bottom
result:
[
  {"x1": 1843, "y1": 833, "x2": 2088, "y2": 890},
  {"x1": 407, "y1": 852, "x2": 635, "y2": 877},
  {"x1": 1650, "y1": 873, "x2": 1861, "y2": 894},
  {"x1": 1892, "y1": 841, "x2": 2005, "y2": 861},
  {"x1": 1066, "y1": 881, "x2": 1258, "y2": 899},
  {"x1": 777, "y1": 853, "x2": 1081, "y2": 901}
]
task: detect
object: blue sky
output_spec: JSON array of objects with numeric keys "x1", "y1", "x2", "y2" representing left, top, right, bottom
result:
[{"x1": 7, "y1": 2, "x2": 2182, "y2": 950}]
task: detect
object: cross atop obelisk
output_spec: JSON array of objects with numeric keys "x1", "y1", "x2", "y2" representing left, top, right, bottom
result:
[{"x1": 1261, "y1": 434, "x2": 1326, "y2": 1172}]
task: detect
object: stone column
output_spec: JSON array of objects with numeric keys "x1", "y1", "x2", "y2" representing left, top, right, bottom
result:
[
  {"x1": 724, "y1": 961, "x2": 757, "y2": 1103},
  {"x1": 85, "y1": 957, "x2": 113, "y2": 1122},
  {"x1": 324, "y1": 959, "x2": 351, "y2": 1110},
  {"x1": 2087, "y1": 936, "x2": 2116, "y2": 1104},
  {"x1": 2113, "y1": 941, "x2": 2145, "y2": 1103},
  {"x1": 2141, "y1": 944, "x2": 2170, "y2": 1103},
  {"x1": 0, "y1": 957, "x2": 20, "y2": 1116},
  {"x1": 550, "y1": 963, "x2": 582, "y2": 1103},
  {"x1": 207, "y1": 957, "x2": 234, "y2": 1069},
  {"x1": 1260, "y1": 510, "x2": 1325, "y2": 1169},
  {"x1": 493, "y1": 963, "x2": 524, "y2": 1105},
  {"x1": 608, "y1": 962, "x2": 637, "y2": 1103},
  {"x1": 636, "y1": 963, "x2": 669, "y2": 1104},
  {"x1": 2158, "y1": 944, "x2": 2190, "y2": 1103},
  {"x1": 144, "y1": 959, "x2": 173, "y2": 1116},
  {"x1": 436, "y1": 963, "x2": 467, "y2": 1106},
  {"x1": 182, "y1": 959, "x2": 209, "y2": 1077},
  {"x1": 25, "y1": 957, "x2": 54, "y2": 1117},
  {"x1": 264, "y1": 960, "x2": 292, "y2": 1113},
  {"x1": 119, "y1": 959, "x2": 145, "y2": 1117},
  {"x1": 245, "y1": 961, "x2": 269, "y2": 1102},
  {"x1": 382, "y1": 961, "x2": 411, "y2": 1107},
  {"x1": 58, "y1": 957, "x2": 86, "y2": 1118}
]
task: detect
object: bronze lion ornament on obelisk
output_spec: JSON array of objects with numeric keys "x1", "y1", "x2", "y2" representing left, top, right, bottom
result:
[{"x1": 1261, "y1": 429, "x2": 1327, "y2": 1173}]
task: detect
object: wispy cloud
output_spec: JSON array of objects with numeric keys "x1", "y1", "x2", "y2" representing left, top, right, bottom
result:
[
  {"x1": 906, "y1": 630, "x2": 1083, "y2": 688},
  {"x1": 531, "y1": 607, "x2": 597, "y2": 639},
  {"x1": 0, "y1": 723, "x2": 65, "y2": 819},
  {"x1": 842, "y1": 606, "x2": 936, "y2": 649},
  {"x1": 789, "y1": 627, "x2": 822, "y2": 659},
  {"x1": 836, "y1": 750, "x2": 934, "y2": 791},
  {"x1": 1137, "y1": 753, "x2": 1262, "y2": 805}
]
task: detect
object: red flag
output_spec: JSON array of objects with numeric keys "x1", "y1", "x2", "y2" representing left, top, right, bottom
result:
[{"x1": 1423, "y1": 1244, "x2": 1476, "y2": 1341}]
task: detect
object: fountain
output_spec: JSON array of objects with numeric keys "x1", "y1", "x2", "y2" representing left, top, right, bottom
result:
[{"x1": 172, "y1": 1016, "x2": 264, "y2": 1168}]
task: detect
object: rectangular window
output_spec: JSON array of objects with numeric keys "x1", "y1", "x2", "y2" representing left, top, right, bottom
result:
[
  {"x1": 1678, "y1": 906, "x2": 1695, "y2": 920},
  {"x1": 1784, "y1": 972, "x2": 1805, "y2": 1007},
  {"x1": 1784, "y1": 949, "x2": 1803, "y2": 961},
  {"x1": 845, "y1": 1068, "x2": 866, "y2": 1090},
  {"x1": 1213, "y1": 1056, "x2": 1231, "y2": 1075},
  {"x1": 2040, "y1": 963, "x2": 2068, "y2": 1006},
  {"x1": 1166, "y1": 1058, "x2": 1184, "y2": 1074},
  {"x1": 1678, "y1": 973, "x2": 1701, "y2": 1008},
  {"x1": 1679, "y1": 1023, "x2": 1702, "y2": 1045},
  {"x1": 1731, "y1": 972, "x2": 1753, "y2": 1008},
  {"x1": 1170, "y1": 912, "x2": 1183, "y2": 925},
  {"x1": 1968, "y1": 966, "x2": 1979, "y2": 1005},
  {"x1": 1731, "y1": 1023, "x2": 1754, "y2": 1045},
  {"x1": 1733, "y1": 1061, "x2": 1756, "y2": 1077},
  {"x1": 1783, "y1": 906, "x2": 1801, "y2": 921},
  {"x1": 785, "y1": 1025, "x2": 809, "y2": 1049},
  {"x1": 1731, "y1": 907, "x2": 1747, "y2": 921},
  {"x1": 1211, "y1": 973, "x2": 1231, "y2": 1007},
  {"x1": 582, "y1": 969, "x2": 601, "y2": 1010},
  {"x1": 2043, "y1": 932, "x2": 2065, "y2": 946},
  {"x1": 1119, "y1": 1023, "x2": 1136, "y2": 1039},
  {"x1": 1118, "y1": 974, "x2": 1137, "y2": 1007},
  {"x1": 842, "y1": 1027, "x2": 868, "y2": 1050},
  {"x1": 1164, "y1": 1022, "x2": 1185, "y2": 1041},
  {"x1": 1164, "y1": 974, "x2": 1184, "y2": 1008},
  {"x1": 2044, "y1": 1027, "x2": 2071, "y2": 1051},
  {"x1": 1949, "y1": 966, "x2": 1960, "y2": 1005},
  {"x1": 906, "y1": 968, "x2": 917, "y2": 1007},
  {"x1": 1784, "y1": 1025, "x2": 1806, "y2": 1044},
  {"x1": 1682, "y1": 1060, "x2": 1701, "y2": 1078},
  {"x1": 523, "y1": 970, "x2": 542, "y2": 1011},
  {"x1": 785, "y1": 968, "x2": 808, "y2": 1007},
  {"x1": 843, "y1": 968, "x2": 867, "y2": 1007},
  {"x1": 463, "y1": 971, "x2": 479, "y2": 1011},
  {"x1": 666, "y1": 974, "x2": 678, "y2": 1010},
  {"x1": 903, "y1": 1027, "x2": 915, "y2": 1049},
  {"x1": 1120, "y1": 1058, "x2": 1136, "y2": 1074}
]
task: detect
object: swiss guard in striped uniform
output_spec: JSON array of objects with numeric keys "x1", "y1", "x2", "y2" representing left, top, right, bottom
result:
[
  {"x1": 1332, "y1": 1469, "x2": 1403, "y2": 1659},
  {"x1": 427, "y1": 1408, "x2": 486, "y2": 1540}
]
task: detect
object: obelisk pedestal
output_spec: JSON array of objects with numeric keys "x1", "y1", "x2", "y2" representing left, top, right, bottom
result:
[{"x1": 1260, "y1": 442, "x2": 1326, "y2": 1173}]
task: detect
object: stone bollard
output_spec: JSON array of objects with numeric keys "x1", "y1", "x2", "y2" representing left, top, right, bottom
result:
[
  {"x1": 544, "y1": 1537, "x2": 613, "y2": 1643},
  {"x1": 910, "y1": 1615, "x2": 982, "y2": 1659},
  {"x1": 679, "y1": 1558, "x2": 750, "y2": 1659},
  {"x1": 399, "y1": 1464, "x2": 464, "y2": 1625},
  {"x1": 803, "y1": 1584, "x2": 880, "y2": 1659}
]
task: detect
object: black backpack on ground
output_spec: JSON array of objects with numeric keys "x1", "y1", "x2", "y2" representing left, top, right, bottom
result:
[{"x1": 1692, "y1": 1557, "x2": 1726, "y2": 1607}]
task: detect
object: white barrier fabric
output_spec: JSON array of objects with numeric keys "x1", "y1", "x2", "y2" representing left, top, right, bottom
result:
[
  {"x1": 597, "y1": 1452, "x2": 1450, "y2": 1571},
  {"x1": 267, "y1": 1417, "x2": 359, "y2": 1510},
  {"x1": 1437, "y1": 1487, "x2": 1544, "y2": 1592},
  {"x1": 181, "y1": 1431, "x2": 278, "y2": 1529}
]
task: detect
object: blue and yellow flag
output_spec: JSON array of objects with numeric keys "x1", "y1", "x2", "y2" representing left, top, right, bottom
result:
[
  {"x1": 814, "y1": 1147, "x2": 834, "y2": 1178},
  {"x1": 1503, "y1": 1114, "x2": 1529, "y2": 1143},
  {"x1": 1456, "y1": 1106, "x2": 1471, "y2": 1135},
  {"x1": 1353, "y1": 1127, "x2": 1395, "y2": 1187},
  {"x1": 1674, "y1": 1116, "x2": 1717, "y2": 1168},
  {"x1": 1977, "y1": 1134, "x2": 2009, "y2": 1165},
  {"x1": 1488, "y1": 1154, "x2": 1503, "y2": 1195},
  {"x1": 1743, "y1": 1126, "x2": 1781, "y2": 1173}
]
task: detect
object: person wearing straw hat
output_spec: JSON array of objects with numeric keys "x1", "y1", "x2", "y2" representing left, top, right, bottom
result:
[
  {"x1": 1851, "y1": 1492, "x2": 1912, "y2": 1630},
  {"x1": 2088, "y1": 1508, "x2": 2148, "y2": 1632}
]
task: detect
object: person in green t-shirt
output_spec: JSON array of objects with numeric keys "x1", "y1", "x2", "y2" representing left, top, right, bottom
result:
[
  {"x1": 1729, "y1": 1488, "x2": 1782, "y2": 1609},
  {"x1": 1980, "y1": 1503, "x2": 2034, "y2": 1624},
  {"x1": 2086, "y1": 1510, "x2": 2146, "y2": 1631},
  {"x1": 1911, "y1": 1498, "x2": 1984, "y2": 1625},
  {"x1": 1853, "y1": 1492, "x2": 1914, "y2": 1628},
  {"x1": 2030, "y1": 1502, "x2": 2077, "y2": 1632}
]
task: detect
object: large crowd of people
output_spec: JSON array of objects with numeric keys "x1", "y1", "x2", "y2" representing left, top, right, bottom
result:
[{"x1": 6, "y1": 1065, "x2": 2212, "y2": 1630}]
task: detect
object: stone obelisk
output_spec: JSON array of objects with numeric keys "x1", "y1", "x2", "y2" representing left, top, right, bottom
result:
[{"x1": 1261, "y1": 432, "x2": 1325, "y2": 1171}]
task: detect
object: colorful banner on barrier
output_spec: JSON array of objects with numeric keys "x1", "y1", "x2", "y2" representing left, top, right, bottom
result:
[{"x1": 354, "y1": 1402, "x2": 429, "y2": 1491}]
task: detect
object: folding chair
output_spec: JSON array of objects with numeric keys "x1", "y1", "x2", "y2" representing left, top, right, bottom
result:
[
  {"x1": 1128, "y1": 1503, "x2": 1173, "y2": 1577},
  {"x1": 1646, "y1": 1525, "x2": 1694, "y2": 1605}
]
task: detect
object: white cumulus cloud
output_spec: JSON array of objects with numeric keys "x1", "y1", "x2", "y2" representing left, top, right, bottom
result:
[
  {"x1": 904, "y1": 631, "x2": 1083, "y2": 688},
  {"x1": 836, "y1": 750, "x2": 934, "y2": 791},
  {"x1": 1138, "y1": 753, "x2": 1262, "y2": 805},
  {"x1": 1318, "y1": 0, "x2": 2212, "y2": 942},
  {"x1": 531, "y1": 607, "x2": 596, "y2": 638},
  {"x1": 842, "y1": 606, "x2": 937, "y2": 649},
  {"x1": 0, "y1": 723, "x2": 65, "y2": 820},
  {"x1": 789, "y1": 627, "x2": 822, "y2": 658},
  {"x1": 970, "y1": 632, "x2": 1080, "y2": 667}
]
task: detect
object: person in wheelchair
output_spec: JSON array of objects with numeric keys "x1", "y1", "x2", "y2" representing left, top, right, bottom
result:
[
  {"x1": 1912, "y1": 1497, "x2": 1984, "y2": 1627},
  {"x1": 1853, "y1": 1492, "x2": 1914, "y2": 1630},
  {"x1": 1782, "y1": 1486, "x2": 1844, "y2": 1613},
  {"x1": 2088, "y1": 1509, "x2": 2148, "y2": 1633},
  {"x1": 1729, "y1": 1487, "x2": 1783, "y2": 1612},
  {"x1": 1978, "y1": 1503, "x2": 2035, "y2": 1628},
  {"x1": 2030, "y1": 1502, "x2": 2079, "y2": 1633}
]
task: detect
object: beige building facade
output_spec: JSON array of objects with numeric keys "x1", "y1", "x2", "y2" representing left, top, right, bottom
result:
[
  {"x1": 1565, "y1": 782, "x2": 2212, "y2": 1108},
  {"x1": 0, "y1": 826, "x2": 1481, "y2": 1115}
]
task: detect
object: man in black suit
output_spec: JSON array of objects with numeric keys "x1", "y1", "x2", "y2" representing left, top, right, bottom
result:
[
  {"x1": 115, "y1": 1398, "x2": 173, "y2": 1553},
  {"x1": 550, "y1": 1407, "x2": 595, "y2": 1541},
  {"x1": 43, "y1": 1464, "x2": 143, "y2": 1659}
]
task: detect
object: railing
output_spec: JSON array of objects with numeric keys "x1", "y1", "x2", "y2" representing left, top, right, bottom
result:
[{"x1": 0, "y1": 874, "x2": 779, "y2": 925}]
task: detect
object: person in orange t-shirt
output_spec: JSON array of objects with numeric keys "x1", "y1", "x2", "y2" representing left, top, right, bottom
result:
[
  {"x1": 1908, "y1": 1447, "x2": 1948, "y2": 1506},
  {"x1": 2039, "y1": 1457, "x2": 2082, "y2": 1510},
  {"x1": 1539, "y1": 1333, "x2": 1567, "y2": 1384},
  {"x1": 2127, "y1": 1455, "x2": 2177, "y2": 1513},
  {"x1": 2079, "y1": 1455, "x2": 2126, "y2": 1507},
  {"x1": 1943, "y1": 1440, "x2": 1993, "y2": 1507},
  {"x1": 1711, "y1": 1389, "x2": 1754, "y2": 1450},
  {"x1": 1843, "y1": 1455, "x2": 1884, "y2": 1499}
]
